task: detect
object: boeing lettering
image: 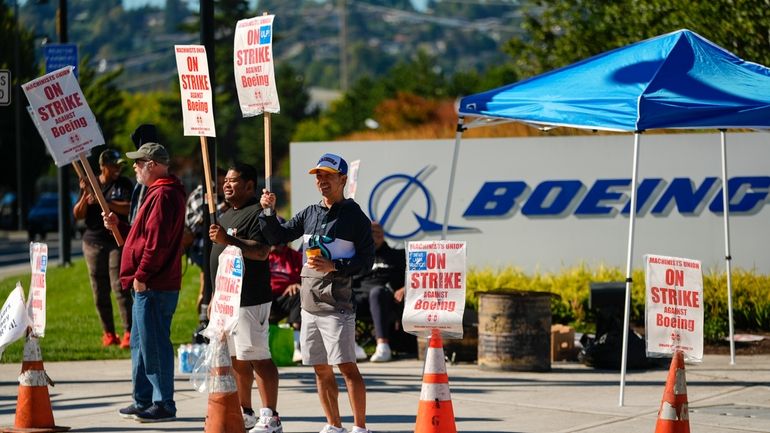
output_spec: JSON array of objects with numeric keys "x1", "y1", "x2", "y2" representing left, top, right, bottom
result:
[{"x1": 463, "y1": 176, "x2": 769, "y2": 217}]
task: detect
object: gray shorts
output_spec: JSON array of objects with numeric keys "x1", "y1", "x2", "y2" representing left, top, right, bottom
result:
[
  {"x1": 228, "y1": 303, "x2": 272, "y2": 361},
  {"x1": 300, "y1": 309, "x2": 357, "y2": 365}
]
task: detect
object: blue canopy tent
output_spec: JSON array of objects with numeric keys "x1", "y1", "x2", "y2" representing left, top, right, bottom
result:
[{"x1": 448, "y1": 29, "x2": 770, "y2": 405}]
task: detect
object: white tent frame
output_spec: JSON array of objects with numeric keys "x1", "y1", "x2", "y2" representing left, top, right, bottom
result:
[{"x1": 443, "y1": 117, "x2": 738, "y2": 406}]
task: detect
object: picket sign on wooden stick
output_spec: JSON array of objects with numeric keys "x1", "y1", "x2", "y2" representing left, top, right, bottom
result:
[
  {"x1": 233, "y1": 12, "x2": 281, "y2": 215},
  {"x1": 78, "y1": 153, "x2": 124, "y2": 245},
  {"x1": 174, "y1": 45, "x2": 218, "y2": 222},
  {"x1": 20, "y1": 66, "x2": 123, "y2": 245}
]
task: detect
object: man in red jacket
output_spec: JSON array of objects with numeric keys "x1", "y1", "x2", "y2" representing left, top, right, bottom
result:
[{"x1": 104, "y1": 142, "x2": 186, "y2": 423}]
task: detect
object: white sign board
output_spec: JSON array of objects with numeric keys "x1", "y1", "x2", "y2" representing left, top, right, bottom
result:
[
  {"x1": 204, "y1": 246, "x2": 243, "y2": 338},
  {"x1": 0, "y1": 283, "x2": 31, "y2": 359},
  {"x1": 345, "y1": 159, "x2": 361, "y2": 199},
  {"x1": 644, "y1": 254, "x2": 704, "y2": 361},
  {"x1": 175, "y1": 45, "x2": 216, "y2": 137},
  {"x1": 0, "y1": 69, "x2": 10, "y2": 106},
  {"x1": 27, "y1": 243, "x2": 48, "y2": 337},
  {"x1": 289, "y1": 133, "x2": 770, "y2": 274},
  {"x1": 22, "y1": 66, "x2": 104, "y2": 167},
  {"x1": 403, "y1": 240, "x2": 466, "y2": 339},
  {"x1": 233, "y1": 15, "x2": 280, "y2": 116}
]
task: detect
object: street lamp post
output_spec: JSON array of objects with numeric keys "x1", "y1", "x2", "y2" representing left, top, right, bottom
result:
[{"x1": 13, "y1": 0, "x2": 24, "y2": 231}]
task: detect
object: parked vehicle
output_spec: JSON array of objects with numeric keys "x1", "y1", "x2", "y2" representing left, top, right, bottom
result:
[
  {"x1": 0, "y1": 192, "x2": 17, "y2": 230},
  {"x1": 27, "y1": 192, "x2": 81, "y2": 241}
]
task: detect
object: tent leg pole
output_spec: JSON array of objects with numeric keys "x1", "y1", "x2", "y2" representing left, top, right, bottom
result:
[
  {"x1": 619, "y1": 132, "x2": 641, "y2": 407},
  {"x1": 720, "y1": 130, "x2": 736, "y2": 365},
  {"x1": 442, "y1": 117, "x2": 464, "y2": 240}
]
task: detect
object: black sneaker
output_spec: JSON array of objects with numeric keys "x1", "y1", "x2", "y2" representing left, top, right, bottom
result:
[
  {"x1": 118, "y1": 404, "x2": 146, "y2": 419},
  {"x1": 134, "y1": 404, "x2": 176, "y2": 423}
]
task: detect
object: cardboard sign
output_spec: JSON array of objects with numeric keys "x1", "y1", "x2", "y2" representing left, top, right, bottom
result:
[
  {"x1": 0, "y1": 283, "x2": 31, "y2": 359},
  {"x1": 174, "y1": 45, "x2": 216, "y2": 137},
  {"x1": 204, "y1": 246, "x2": 244, "y2": 338},
  {"x1": 644, "y1": 254, "x2": 704, "y2": 361},
  {"x1": 233, "y1": 15, "x2": 280, "y2": 116},
  {"x1": 22, "y1": 66, "x2": 104, "y2": 167},
  {"x1": 403, "y1": 241, "x2": 467, "y2": 339},
  {"x1": 27, "y1": 243, "x2": 48, "y2": 337}
]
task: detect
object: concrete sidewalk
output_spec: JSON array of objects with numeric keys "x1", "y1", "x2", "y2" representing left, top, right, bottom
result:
[{"x1": 1, "y1": 355, "x2": 769, "y2": 432}]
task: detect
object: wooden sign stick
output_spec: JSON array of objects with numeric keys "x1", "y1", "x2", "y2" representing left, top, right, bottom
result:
[
  {"x1": 200, "y1": 136, "x2": 217, "y2": 223},
  {"x1": 77, "y1": 153, "x2": 124, "y2": 246}
]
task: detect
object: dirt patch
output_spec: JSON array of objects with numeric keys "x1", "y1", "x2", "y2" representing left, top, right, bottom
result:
[{"x1": 705, "y1": 332, "x2": 770, "y2": 355}]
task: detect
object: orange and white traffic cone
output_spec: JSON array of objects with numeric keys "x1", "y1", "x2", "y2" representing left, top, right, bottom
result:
[
  {"x1": 654, "y1": 351, "x2": 690, "y2": 433},
  {"x1": 1, "y1": 336, "x2": 69, "y2": 433},
  {"x1": 415, "y1": 329, "x2": 457, "y2": 433},
  {"x1": 203, "y1": 336, "x2": 244, "y2": 433}
]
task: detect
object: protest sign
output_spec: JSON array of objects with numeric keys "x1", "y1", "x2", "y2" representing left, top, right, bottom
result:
[
  {"x1": 233, "y1": 15, "x2": 280, "y2": 116},
  {"x1": 403, "y1": 240, "x2": 467, "y2": 339},
  {"x1": 27, "y1": 243, "x2": 48, "y2": 337},
  {"x1": 345, "y1": 159, "x2": 361, "y2": 199},
  {"x1": 174, "y1": 45, "x2": 216, "y2": 137},
  {"x1": 204, "y1": 246, "x2": 244, "y2": 338},
  {"x1": 644, "y1": 254, "x2": 704, "y2": 361},
  {"x1": 0, "y1": 283, "x2": 31, "y2": 359},
  {"x1": 22, "y1": 66, "x2": 103, "y2": 167}
]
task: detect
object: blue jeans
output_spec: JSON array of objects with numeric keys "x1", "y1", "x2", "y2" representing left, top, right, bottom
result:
[{"x1": 131, "y1": 289, "x2": 179, "y2": 414}]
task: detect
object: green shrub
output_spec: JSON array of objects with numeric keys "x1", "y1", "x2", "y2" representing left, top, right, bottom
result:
[{"x1": 467, "y1": 265, "x2": 770, "y2": 342}]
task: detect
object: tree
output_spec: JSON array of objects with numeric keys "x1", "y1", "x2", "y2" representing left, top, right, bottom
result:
[{"x1": 504, "y1": 0, "x2": 770, "y2": 80}]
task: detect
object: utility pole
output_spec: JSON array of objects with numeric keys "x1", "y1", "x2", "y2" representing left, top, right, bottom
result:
[
  {"x1": 339, "y1": 0, "x2": 348, "y2": 91},
  {"x1": 57, "y1": 0, "x2": 71, "y2": 266},
  {"x1": 13, "y1": 0, "x2": 24, "y2": 231}
]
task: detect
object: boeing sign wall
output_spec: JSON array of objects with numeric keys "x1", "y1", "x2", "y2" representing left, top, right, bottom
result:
[{"x1": 290, "y1": 133, "x2": 770, "y2": 274}]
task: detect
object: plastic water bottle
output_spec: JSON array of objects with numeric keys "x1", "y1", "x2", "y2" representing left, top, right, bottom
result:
[{"x1": 178, "y1": 344, "x2": 191, "y2": 373}]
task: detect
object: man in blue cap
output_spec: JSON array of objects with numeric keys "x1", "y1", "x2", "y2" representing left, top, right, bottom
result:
[{"x1": 259, "y1": 153, "x2": 375, "y2": 433}]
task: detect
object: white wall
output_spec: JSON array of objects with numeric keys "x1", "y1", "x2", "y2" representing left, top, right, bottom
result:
[{"x1": 288, "y1": 133, "x2": 770, "y2": 274}]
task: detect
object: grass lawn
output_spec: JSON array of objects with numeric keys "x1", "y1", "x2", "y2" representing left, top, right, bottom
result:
[{"x1": 0, "y1": 257, "x2": 201, "y2": 363}]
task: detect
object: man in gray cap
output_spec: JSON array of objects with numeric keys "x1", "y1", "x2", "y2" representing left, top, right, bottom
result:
[{"x1": 104, "y1": 142, "x2": 186, "y2": 423}]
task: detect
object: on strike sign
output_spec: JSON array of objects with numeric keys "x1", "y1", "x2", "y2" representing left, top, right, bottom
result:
[
  {"x1": 27, "y1": 243, "x2": 48, "y2": 337},
  {"x1": 22, "y1": 66, "x2": 104, "y2": 167},
  {"x1": 174, "y1": 45, "x2": 216, "y2": 137},
  {"x1": 204, "y1": 246, "x2": 243, "y2": 338},
  {"x1": 402, "y1": 241, "x2": 466, "y2": 339},
  {"x1": 644, "y1": 254, "x2": 704, "y2": 361},
  {"x1": 233, "y1": 15, "x2": 280, "y2": 116}
]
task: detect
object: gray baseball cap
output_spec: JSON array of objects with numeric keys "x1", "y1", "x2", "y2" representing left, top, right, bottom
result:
[{"x1": 126, "y1": 142, "x2": 170, "y2": 165}]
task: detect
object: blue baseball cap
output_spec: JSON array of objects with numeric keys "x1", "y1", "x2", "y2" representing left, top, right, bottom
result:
[{"x1": 308, "y1": 153, "x2": 348, "y2": 175}]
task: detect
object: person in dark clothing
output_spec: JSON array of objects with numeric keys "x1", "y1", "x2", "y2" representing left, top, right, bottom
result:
[
  {"x1": 208, "y1": 163, "x2": 282, "y2": 433},
  {"x1": 73, "y1": 149, "x2": 133, "y2": 348},
  {"x1": 353, "y1": 221, "x2": 408, "y2": 362},
  {"x1": 128, "y1": 124, "x2": 159, "y2": 224},
  {"x1": 104, "y1": 142, "x2": 186, "y2": 423},
  {"x1": 259, "y1": 153, "x2": 375, "y2": 433}
]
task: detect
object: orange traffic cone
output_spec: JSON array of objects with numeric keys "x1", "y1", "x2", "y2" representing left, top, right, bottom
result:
[
  {"x1": 1, "y1": 336, "x2": 69, "y2": 433},
  {"x1": 415, "y1": 329, "x2": 457, "y2": 433},
  {"x1": 203, "y1": 336, "x2": 244, "y2": 433},
  {"x1": 654, "y1": 351, "x2": 690, "y2": 433}
]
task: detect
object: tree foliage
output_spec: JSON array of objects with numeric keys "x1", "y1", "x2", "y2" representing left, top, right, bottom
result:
[{"x1": 504, "y1": 0, "x2": 770, "y2": 80}]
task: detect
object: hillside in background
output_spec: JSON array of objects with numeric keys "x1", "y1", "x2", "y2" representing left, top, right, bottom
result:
[{"x1": 17, "y1": 0, "x2": 523, "y2": 92}]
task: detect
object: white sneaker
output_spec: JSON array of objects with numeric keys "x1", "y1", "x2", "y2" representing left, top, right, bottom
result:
[
  {"x1": 320, "y1": 424, "x2": 348, "y2": 433},
  {"x1": 249, "y1": 408, "x2": 283, "y2": 433},
  {"x1": 292, "y1": 348, "x2": 302, "y2": 363},
  {"x1": 243, "y1": 410, "x2": 257, "y2": 429},
  {"x1": 351, "y1": 426, "x2": 372, "y2": 433},
  {"x1": 354, "y1": 344, "x2": 367, "y2": 361},
  {"x1": 369, "y1": 344, "x2": 392, "y2": 362}
]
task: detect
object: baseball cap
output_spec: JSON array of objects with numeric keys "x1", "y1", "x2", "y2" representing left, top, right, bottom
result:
[
  {"x1": 308, "y1": 153, "x2": 348, "y2": 175},
  {"x1": 126, "y1": 142, "x2": 170, "y2": 165},
  {"x1": 99, "y1": 149, "x2": 125, "y2": 166}
]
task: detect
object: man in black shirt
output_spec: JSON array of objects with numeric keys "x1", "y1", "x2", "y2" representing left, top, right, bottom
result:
[
  {"x1": 209, "y1": 163, "x2": 282, "y2": 433},
  {"x1": 73, "y1": 149, "x2": 133, "y2": 348}
]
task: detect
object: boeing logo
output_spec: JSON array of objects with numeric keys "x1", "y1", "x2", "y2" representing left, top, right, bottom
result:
[
  {"x1": 368, "y1": 166, "x2": 472, "y2": 240},
  {"x1": 368, "y1": 173, "x2": 769, "y2": 238}
]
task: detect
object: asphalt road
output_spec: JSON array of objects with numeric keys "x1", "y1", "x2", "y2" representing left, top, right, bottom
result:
[{"x1": 0, "y1": 230, "x2": 82, "y2": 278}]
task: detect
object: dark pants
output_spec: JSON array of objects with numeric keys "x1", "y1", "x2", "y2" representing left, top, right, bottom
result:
[
  {"x1": 270, "y1": 292, "x2": 301, "y2": 326},
  {"x1": 83, "y1": 240, "x2": 132, "y2": 334},
  {"x1": 355, "y1": 285, "x2": 399, "y2": 340}
]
